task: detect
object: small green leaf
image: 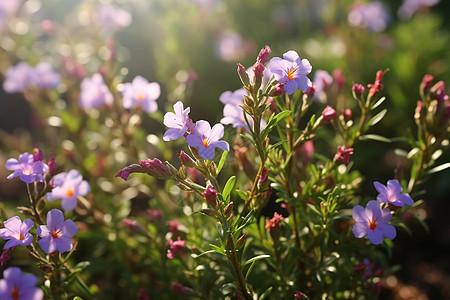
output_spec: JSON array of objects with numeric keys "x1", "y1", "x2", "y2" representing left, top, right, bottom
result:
[
  {"x1": 259, "y1": 286, "x2": 273, "y2": 300},
  {"x1": 191, "y1": 250, "x2": 216, "y2": 259},
  {"x1": 359, "y1": 134, "x2": 392, "y2": 143},
  {"x1": 222, "y1": 176, "x2": 236, "y2": 203},
  {"x1": 425, "y1": 162, "x2": 450, "y2": 175},
  {"x1": 306, "y1": 203, "x2": 322, "y2": 217},
  {"x1": 243, "y1": 254, "x2": 270, "y2": 267},
  {"x1": 407, "y1": 147, "x2": 420, "y2": 159},
  {"x1": 371, "y1": 96, "x2": 386, "y2": 110},
  {"x1": 209, "y1": 244, "x2": 226, "y2": 256},
  {"x1": 394, "y1": 148, "x2": 408, "y2": 157},
  {"x1": 217, "y1": 151, "x2": 229, "y2": 174},
  {"x1": 367, "y1": 109, "x2": 387, "y2": 128}
]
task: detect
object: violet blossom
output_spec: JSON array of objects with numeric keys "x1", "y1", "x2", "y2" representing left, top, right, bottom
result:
[
  {"x1": 163, "y1": 101, "x2": 195, "y2": 141},
  {"x1": 0, "y1": 267, "x2": 43, "y2": 300},
  {"x1": 46, "y1": 169, "x2": 90, "y2": 211},
  {"x1": 398, "y1": 0, "x2": 440, "y2": 20},
  {"x1": 186, "y1": 120, "x2": 229, "y2": 160},
  {"x1": 348, "y1": 1, "x2": 391, "y2": 33},
  {"x1": 313, "y1": 70, "x2": 333, "y2": 102},
  {"x1": 36, "y1": 209, "x2": 78, "y2": 254},
  {"x1": 31, "y1": 62, "x2": 61, "y2": 89},
  {"x1": 2, "y1": 62, "x2": 34, "y2": 94},
  {"x1": 269, "y1": 50, "x2": 312, "y2": 94},
  {"x1": 352, "y1": 200, "x2": 396, "y2": 245},
  {"x1": 219, "y1": 88, "x2": 246, "y2": 106},
  {"x1": 0, "y1": 216, "x2": 34, "y2": 249},
  {"x1": 95, "y1": 4, "x2": 131, "y2": 34},
  {"x1": 215, "y1": 31, "x2": 245, "y2": 62},
  {"x1": 5, "y1": 152, "x2": 49, "y2": 183},
  {"x1": 79, "y1": 73, "x2": 113, "y2": 109},
  {"x1": 121, "y1": 75, "x2": 160, "y2": 113},
  {"x1": 374, "y1": 179, "x2": 414, "y2": 207}
]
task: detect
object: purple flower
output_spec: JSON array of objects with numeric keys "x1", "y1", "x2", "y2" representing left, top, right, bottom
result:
[
  {"x1": 0, "y1": 216, "x2": 34, "y2": 249},
  {"x1": 0, "y1": 267, "x2": 43, "y2": 300},
  {"x1": 46, "y1": 170, "x2": 90, "y2": 211},
  {"x1": 348, "y1": 1, "x2": 390, "y2": 33},
  {"x1": 5, "y1": 152, "x2": 49, "y2": 183},
  {"x1": 163, "y1": 101, "x2": 194, "y2": 141},
  {"x1": 121, "y1": 76, "x2": 160, "y2": 113},
  {"x1": 220, "y1": 103, "x2": 266, "y2": 131},
  {"x1": 79, "y1": 73, "x2": 113, "y2": 109},
  {"x1": 219, "y1": 88, "x2": 246, "y2": 106},
  {"x1": 269, "y1": 50, "x2": 312, "y2": 94},
  {"x1": 352, "y1": 200, "x2": 396, "y2": 245},
  {"x1": 31, "y1": 62, "x2": 61, "y2": 89},
  {"x1": 313, "y1": 70, "x2": 333, "y2": 101},
  {"x1": 374, "y1": 179, "x2": 414, "y2": 207},
  {"x1": 2, "y1": 62, "x2": 33, "y2": 93},
  {"x1": 95, "y1": 4, "x2": 131, "y2": 34},
  {"x1": 186, "y1": 120, "x2": 230, "y2": 160},
  {"x1": 36, "y1": 209, "x2": 78, "y2": 254},
  {"x1": 398, "y1": 0, "x2": 440, "y2": 20},
  {"x1": 215, "y1": 31, "x2": 244, "y2": 62}
]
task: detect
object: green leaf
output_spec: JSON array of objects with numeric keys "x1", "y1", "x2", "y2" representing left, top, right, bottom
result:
[
  {"x1": 259, "y1": 286, "x2": 273, "y2": 300},
  {"x1": 191, "y1": 250, "x2": 216, "y2": 259},
  {"x1": 261, "y1": 110, "x2": 291, "y2": 139},
  {"x1": 222, "y1": 176, "x2": 236, "y2": 203},
  {"x1": 73, "y1": 297, "x2": 84, "y2": 300},
  {"x1": 268, "y1": 139, "x2": 288, "y2": 153},
  {"x1": 425, "y1": 162, "x2": 450, "y2": 175},
  {"x1": 359, "y1": 134, "x2": 392, "y2": 143},
  {"x1": 217, "y1": 151, "x2": 228, "y2": 175},
  {"x1": 236, "y1": 210, "x2": 255, "y2": 232},
  {"x1": 371, "y1": 96, "x2": 386, "y2": 110},
  {"x1": 394, "y1": 148, "x2": 408, "y2": 157},
  {"x1": 306, "y1": 203, "x2": 322, "y2": 217},
  {"x1": 407, "y1": 147, "x2": 420, "y2": 159},
  {"x1": 209, "y1": 244, "x2": 226, "y2": 256},
  {"x1": 366, "y1": 109, "x2": 387, "y2": 128},
  {"x1": 243, "y1": 254, "x2": 271, "y2": 267}
]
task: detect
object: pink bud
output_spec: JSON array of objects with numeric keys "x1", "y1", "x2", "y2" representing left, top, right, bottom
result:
[
  {"x1": 334, "y1": 146, "x2": 354, "y2": 165},
  {"x1": 257, "y1": 45, "x2": 271, "y2": 64},
  {"x1": 33, "y1": 148, "x2": 44, "y2": 162},
  {"x1": 203, "y1": 185, "x2": 218, "y2": 209},
  {"x1": 259, "y1": 167, "x2": 270, "y2": 183},
  {"x1": 352, "y1": 83, "x2": 365, "y2": 99},
  {"x1": 305, "y1": 83, "x2": 317, "y2": 98},
  {"x1": 265, "y1": 212, "x2": 284, "y2": 236},
  {"x1": 237, "y1": 63, "x2": 250, "y2": 86},
  {"x1": 139, "y1": 158, "x2": 172, "y2": 178},
  {"x1": 322, "y1": 106, "x2": 337, "y2": 121},
  {"x1": 420, "y1": 74, "x2": 434, "y2": 95},
  {"x1": 48, "y1": 156, "x2": 57, "y2": 175},
  {"x1": 368, "y1": 69, "x2": 389, "y2": 98},
  {"x1": 115, "y1": 164, "x2": 145, "y2": 181},
  {"x1": 179, "y1": 151, "x2": 196, "y2": 168},
  {"x1": 342, "y1": 108, "x2": 352, "y2": 122},
  {"x1": 270, "y1": 83, "x2": 285, "y2": 96}
]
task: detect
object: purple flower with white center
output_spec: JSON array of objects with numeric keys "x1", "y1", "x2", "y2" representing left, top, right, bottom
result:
[
  {"x1": 5, "y1": 152, "x2": 49, "y2": 183},
  {"x1": 36, "y1": 209, "x2": 78, "y2": 254},
  {"x1": 0, "y1": 267, "x2": 43, "y2": 300},
  {"x1": 398, "y1": 0, "x2": 440, "y2": 20},
  {"x1": 348, "y1": 1, "x2": 390, "y2": 33},
  {"x1": 186, "y1": 120, "x2": 230, "y2": 160},
  {"x1": 219, "y1": 88, "x2": 246, "y2": 106},
  {"x1": 0, "y1": 216, "x2": 34, "y2": 249},
  {"x1": 352, "y1": 200, "x2": 396, "y2": 245},
  {"x1": 2, "y1": 62, "x2": 33, "y2": 94},
  {"x1": 46, "y1": 169, "x2": 90, "y2": 211},
  {"x1": 31, "y1": 62, "x2": 61, "y2": 89},
  {"x1": 374, "y1": 179, "x2": 414, "y2": 207},
  {"x1": 269, "y1": 50, "x2": 312, "y2": 94},
  {"x1": 121, "y1": 76, "x2": 160, "y2": 113},
  {"x1": 79, "y1": 73, "x2": 113, "y2": 109},
  {"x1": 95, "y1": 4, "x2": 131, "y2": 34},
  {"x1": 163, "y1": 101, "x2": 195, "y2": 141}
]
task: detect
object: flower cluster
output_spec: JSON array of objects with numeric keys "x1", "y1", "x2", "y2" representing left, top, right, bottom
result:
[
  {"x1": 3, "y1": 62, "x2": 60, "y2": 93},
  {"x1": 352, "y1": 180, "x2": 413, "y2": 244}
]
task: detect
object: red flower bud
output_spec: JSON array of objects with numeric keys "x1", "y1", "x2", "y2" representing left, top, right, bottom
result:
[
  {"x1": 203, "y1": 185, "x2": 218, "y2": 209},
  {"x1": 322, "y1": 106, "x2": 337, "y2": 121},
  {"x1": 257, "y1": 45, "x2": 271, "y2": 64}
]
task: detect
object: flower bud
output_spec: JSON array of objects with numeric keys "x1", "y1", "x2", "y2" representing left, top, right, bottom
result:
[
  {"x1": 47, "y1": 156, "x2": 57, "y2": 175},
  {"x1": 352, "y1": 83, "x2": 365, "y2": 100},
  {"x1": 200, "y1": 208, "x2": 216, "y2": 217},
  {"x1": 224, "y1": 201, "x2": 233, "y2": 217},
  {"x1": 414, "y1": 101, "x2": 424, "y2": 121},
  {"x1": 334, "y1": 145, "x2": 354, "y2": 165},
  {"x1": 304, "y1": 83, "x2": 317, "y2": 98},
  {"x1": 342, "y1": 108, "x2": 352, "y2": 122},
  {"x1": 268, "y1": 83, "x2": 285, "y2": 97},
  {"x1": 368, "y1": 69, "x2": 389, "y2": 99},
  {"x1": 179, "y1": 151, "x2": 196, "y2": 168},
  {"x1": 237, "y1": 63, "x2": 250, "y2": 86},
  {"x1": 236, "y1": 232, "x2": 247, "y2": 249},
  {"x1": 203, "y1": 185, "x2": 218, "y2": 209},
  {"x1": 33, "y1": 148, "x2": 44, "y2": 162},
  {"x1": 115, "y1": 164, "x2": 145, "y2": 181},
  {"x1": 139, "y1": 158, "x2": 172, "y2": 178},
  {"x1": 252, "y1": 62, "x2": 265, "y2": 89},
  {"x1": 420, "y1": 74, "x2": 434, "y2": 96},
  {"x1": 322, "y1": 106, "x2": 337, "y2": 121},
  {"x1": 265, "y1": 212, "x2": 283, "y2": 237},
  {"x1": 257, "y1": 45, "x2": 271, "y2": 64}
]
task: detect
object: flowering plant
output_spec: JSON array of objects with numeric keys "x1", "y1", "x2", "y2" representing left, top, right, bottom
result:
[{"x1": 0, "y1": 1, "x2": 448, "y2": 299}]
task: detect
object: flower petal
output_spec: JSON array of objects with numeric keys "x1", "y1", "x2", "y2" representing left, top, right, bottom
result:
[
  {"x1": 366, "y1": 228, "x2": 384, "y2": 245},
  {"x1": 46, "y1": 209, "x2": 64, "y2": 230}
]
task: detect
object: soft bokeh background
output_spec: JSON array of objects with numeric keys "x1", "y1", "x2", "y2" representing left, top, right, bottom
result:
[{"x1": 0, "y1": 0, "x2": 449, "y2": 299}]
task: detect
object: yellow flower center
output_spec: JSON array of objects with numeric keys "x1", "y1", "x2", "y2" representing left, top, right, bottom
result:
[
  {"x1": 12, "y1": 288, "x2": 20, "y2": 300},
  {"x1": 369, "y1": 218, "x2": 377, "y2": 231},
  {"x1": 287, "y1": 67, "x2": 298, "y2": 80},
  {"x1": 67, "y1": 188, "x2": 74, "y2": 197},
  {"x1": 51, "y1": 230, "x2": 61, "y2": 239},
  {"x1": 203, "y1": 139, "x2": 209, "y2": 148}
]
